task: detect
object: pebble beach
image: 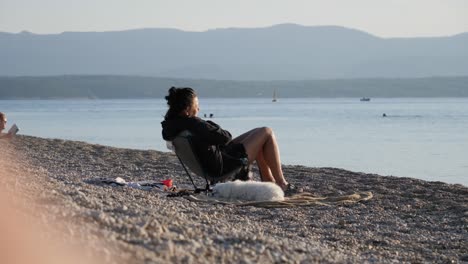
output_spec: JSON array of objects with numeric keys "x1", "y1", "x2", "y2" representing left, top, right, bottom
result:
[{"x1": 1, "y1": 135, "x2": 467, "y2": 263}]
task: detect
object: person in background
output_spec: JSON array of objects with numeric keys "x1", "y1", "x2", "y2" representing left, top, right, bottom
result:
[
  {"x1": 161, "y1": 87, "x2": 298, "y2": 194},
  {"x1": 0, "y1": 112, "x2": 13, "y2": 140}
]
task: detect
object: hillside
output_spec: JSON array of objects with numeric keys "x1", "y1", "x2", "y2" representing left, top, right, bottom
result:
[{"x1": 1, "y1": 24, "x2": 467, "y2": 80}]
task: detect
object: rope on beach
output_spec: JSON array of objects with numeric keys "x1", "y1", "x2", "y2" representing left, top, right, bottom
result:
[{"x1": 184, "y1": 191, "x2": 373, "y2": 208}]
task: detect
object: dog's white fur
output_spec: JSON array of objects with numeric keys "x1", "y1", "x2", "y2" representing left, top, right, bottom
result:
[{"x1": 212, "y1": 180, "x2": 285, "y2": 202}]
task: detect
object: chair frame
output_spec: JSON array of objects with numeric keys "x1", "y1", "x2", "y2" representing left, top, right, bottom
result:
[{"x1": 171, "y1": 130, "x2": 246, "y2": 193}]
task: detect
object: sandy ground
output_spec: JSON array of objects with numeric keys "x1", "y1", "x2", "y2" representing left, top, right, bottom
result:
[{"x1": 1, "y1": 135, "x2": 467, "y2": 263}]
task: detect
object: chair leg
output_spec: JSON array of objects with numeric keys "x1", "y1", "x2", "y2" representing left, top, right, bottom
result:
[
  {"x1": 194, "y1": 183, "x2": 212, "y2": 194},
  {"x1": 176, "y1": 154, "x2": 212, "y2": 193},
  {"x1": 176, "y1": 155, "x2": 198, "y2": 190}
]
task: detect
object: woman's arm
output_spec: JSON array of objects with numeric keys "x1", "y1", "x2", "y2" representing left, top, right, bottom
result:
[{"x1": 189, "y1": 117, "x2": 232, "y2": 145}]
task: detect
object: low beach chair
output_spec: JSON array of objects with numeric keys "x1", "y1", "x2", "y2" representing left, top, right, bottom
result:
[{"x1": 170, "y1": 130, "x2": 247, "y2": 193}]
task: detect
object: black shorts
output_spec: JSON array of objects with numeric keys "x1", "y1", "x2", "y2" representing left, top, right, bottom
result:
[{"x1": 221, "y1": 142, "x2": 248, "y2": 174}]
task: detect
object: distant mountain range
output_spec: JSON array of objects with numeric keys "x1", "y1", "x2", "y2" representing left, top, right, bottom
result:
[{"x1": 1, "y1": 24, "x2": 468, "y2": 80}]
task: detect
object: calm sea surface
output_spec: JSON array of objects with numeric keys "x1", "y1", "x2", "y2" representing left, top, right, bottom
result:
[{"x1": 2, "y1": 98, "x2": 467, "y2": 186}]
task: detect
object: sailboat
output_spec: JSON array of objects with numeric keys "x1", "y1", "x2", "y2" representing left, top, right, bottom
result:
[{"x1": 272, "y1": 88, "x2": 278, "y2": 102}]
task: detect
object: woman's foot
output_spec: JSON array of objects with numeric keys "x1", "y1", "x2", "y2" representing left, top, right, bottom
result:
[{"x1": 283, "y1": 183, "x2": 303, "y2": 196}]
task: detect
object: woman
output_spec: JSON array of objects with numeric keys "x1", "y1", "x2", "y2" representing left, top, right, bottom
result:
[
  {"x1": 0, "y1": 112, "x2": 13, "y2": 140},
  {"x1": 161, "y1": 87, "x2": 295, "y2": 193}
]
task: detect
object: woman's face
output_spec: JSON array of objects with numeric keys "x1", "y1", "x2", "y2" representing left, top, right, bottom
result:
[{"x1": 186, "y1": 96, "x2": 199, "y2": 117}]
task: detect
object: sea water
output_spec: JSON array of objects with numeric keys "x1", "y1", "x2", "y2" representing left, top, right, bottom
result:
[{"x1": 1, "y1": 98, "x2": 467, "y2": 186}]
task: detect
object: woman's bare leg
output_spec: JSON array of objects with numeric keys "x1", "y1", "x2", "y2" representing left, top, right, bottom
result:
[
  {"x1": 256, "y1": 149, "x2": 274, "y2": 182},
  {"x1": 232, "y1": 127, "x2": 288, "y2": 189},
  {"x1": 231, "y1": 127, "x2": 262, "y2": 144},
  {"x1": 232, "y1": 128, "x2": 273, "y2": 181}
]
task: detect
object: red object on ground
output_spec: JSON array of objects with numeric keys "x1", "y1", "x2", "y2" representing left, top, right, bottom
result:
[{"x1": 162, "y1": 179, "x2": 173, "y2": 187}]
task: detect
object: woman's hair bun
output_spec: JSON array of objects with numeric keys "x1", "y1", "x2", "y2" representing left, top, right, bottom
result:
[
  {"x1": 168, "y1": 86, "x2": 177, "y2": 95},
  {"x1": 165, "y1": 86, "x2": 178, "y2": 104}
]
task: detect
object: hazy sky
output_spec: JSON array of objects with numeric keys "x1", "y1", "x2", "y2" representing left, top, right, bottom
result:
[{"x1": 1, "y1": 0, "x2": 467, "y2": 37}]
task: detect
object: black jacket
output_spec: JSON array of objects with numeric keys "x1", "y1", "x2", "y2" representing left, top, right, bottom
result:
[{"x1": 161, "y1": 116, "x2": 232, "y2": 175}]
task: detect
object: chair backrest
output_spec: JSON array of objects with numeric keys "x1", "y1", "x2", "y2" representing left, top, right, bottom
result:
[{"x1": 172, "y1": 131, "x2": 207, "y2": 178}]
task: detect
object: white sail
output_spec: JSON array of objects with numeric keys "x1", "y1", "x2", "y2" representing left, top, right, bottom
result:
[{"x1": 272, "y1": 88, "x2": 278, "y2": 102}]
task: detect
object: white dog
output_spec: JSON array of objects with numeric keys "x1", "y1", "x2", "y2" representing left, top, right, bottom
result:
[{"x1": 212, "y1": 180, "x2": 285, "y2": 202}]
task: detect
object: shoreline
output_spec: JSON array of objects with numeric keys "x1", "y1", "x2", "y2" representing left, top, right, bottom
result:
[
  {"x1": 2, "y1": 135, "x2": 467, "y2": 263},
  {"x1": 10, "y1": 131, "x2": 468, "y2": 186},
  {"x1": 11, "y1": 131, "x2": 468, "y2": 187}
]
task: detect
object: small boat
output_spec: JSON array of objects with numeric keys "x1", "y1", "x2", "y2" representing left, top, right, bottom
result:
[
  {"x1": 360, "y1": 97, "x2": 370, "y2": 102},
  {"x1": 272, "y1": 88, "x2": 278, "y2": 102}
]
